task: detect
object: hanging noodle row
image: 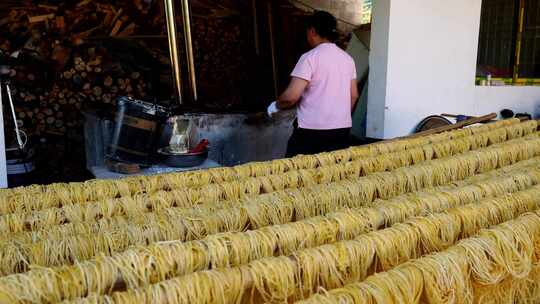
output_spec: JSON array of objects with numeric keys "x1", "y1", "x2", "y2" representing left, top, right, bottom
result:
[
  {"x1": 1, "y1": 126, "x2": 539, "y2": 238},
  {"x1": 0, "y1": 119, "x2": 536, "y2": 304},
  {"x1": 298, "y1": 210, "x2": 540, "y2": 304},
  {"x1": 0, "y1": 135, "x2": 537, "y2": 276},
  {"x1": 0, "y1": 160, "x2": 538, "y2": 303},
  {"x1": 0, "y1": 121, "x2": 537, "y2": 219},
  {"x1": 55, "y1": 184, "x2": 540, "y2": 304},
  {"x1": 0, "y1": 119, "x2": 525, "y2": 208}
]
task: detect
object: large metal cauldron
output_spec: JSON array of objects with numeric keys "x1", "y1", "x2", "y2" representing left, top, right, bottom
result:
[{"x1": 108, "y1": 97, "x2": 169, "y2": 166}]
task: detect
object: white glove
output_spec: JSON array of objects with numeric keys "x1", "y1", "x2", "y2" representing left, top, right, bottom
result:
[{"x1": 267, "y1": 101, "x2": 280, "y2": 118}]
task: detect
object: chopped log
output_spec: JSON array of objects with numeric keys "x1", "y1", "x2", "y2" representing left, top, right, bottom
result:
[
  {"x1": 103, "y1": 12, "x2": 114, "y2": 27},
  {"x1": 93, "y1": 86, "x2": 103, "y2": 97},
  {"x1": 37, "y1": 4, "x2": 59, "y2": 11},
  {"x1": 55, "y1": 16, "x2": 65, "y2": 31},
  {"x1": 110, "y1": 20, "x2": 124, "y2": 36},
  {"x1": 77, "y1": 0, "x2": 92, "y2": 8},
  {"x1": 104, "y1": 76, "x2": 113, "y2": 87},
  {"x1": 108, "y1": 8, "x2": 124, "y2": 30},
  {"x1": 102, "y1": 93, "x2": 112, "y2": 103},
  {"x1": 63, "y1": 71, "x2": 73, "y2": 79},
  {"x1": 87, "y1": 57, "x2": 102, "y2": 66},
  {"x1": 118, "y1": 22, "x2": 136, "y2": 37},
  {"x1": 28, "y1": 14, "x2": 55, "y2": 24}
]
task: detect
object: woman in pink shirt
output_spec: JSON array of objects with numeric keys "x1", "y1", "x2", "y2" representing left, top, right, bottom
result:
[{"x1": 269, "y1": 11, "x2": 358, "y2": 157}]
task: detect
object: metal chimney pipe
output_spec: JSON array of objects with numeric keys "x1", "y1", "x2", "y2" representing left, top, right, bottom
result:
[
  {"x1": 267, "y1": 2, "x2": 279, "y2": 99},
  {"x1": 181, "y1": 0, "x2": 198, "y2": 101},
  {"x1": 164, "y1": 0, "x2": 183, "y2": 104}
]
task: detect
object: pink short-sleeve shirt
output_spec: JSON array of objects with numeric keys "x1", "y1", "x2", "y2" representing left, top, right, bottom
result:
[{"x1": 291, "y1": 43, "x2": 357, "y2": 130}]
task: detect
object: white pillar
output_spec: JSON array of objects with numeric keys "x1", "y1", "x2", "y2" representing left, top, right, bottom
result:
[
  {"x1": 0, "y1": 94, "x2": 8, "y2": 188},
  {"x1": 366, "y1": 0, "x2": 391, "y2": 139}
]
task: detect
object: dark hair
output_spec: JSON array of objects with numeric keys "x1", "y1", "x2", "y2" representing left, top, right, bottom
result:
[{"x1": 306, "y1": 11, "x2": 339, "y2": 41}]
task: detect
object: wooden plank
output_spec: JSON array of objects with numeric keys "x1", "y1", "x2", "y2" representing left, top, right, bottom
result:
[
  {"x1": 110, "y1": 20, "x2": 124, "y2": 36},
  {"x1": 109, "y1": 8, "x2": 124, "y2": 31},
  {"x1": 76, "y1": 0, "x2": 92, "y2": 7},
  {"x1": 405, "y1": 113, "x2": 498, "y2": 139},
  {"x1": 37, "y1": 4, "x2": 58, "y2": 11},
  {"x1": 28, "y1": 13, "x2": 55, "y2": 23},
  {"x1": 117, "y1": 22, "x2": 136, "y2": 37}
]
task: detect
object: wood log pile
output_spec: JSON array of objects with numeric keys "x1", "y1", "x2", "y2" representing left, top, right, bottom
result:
[
  {"x1": 0, "y1": 0, "x2": 331, "y2": 183},
  {"x1": 192, "y1": 17, "x2": 251, "y2": 109},
  {"x1": 0, "y1": 0, "x2": 170, "y2": 137},
  {"x1": 0, "y1": 0, "x2": 269, "y2": 141},
  {"x1": 0, "y1": 0, "x2": 322, "y2": 139}
]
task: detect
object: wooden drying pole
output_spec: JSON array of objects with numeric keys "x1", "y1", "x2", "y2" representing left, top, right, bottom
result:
[{"x1": 405, "y1": 113, "x2": 498, "y2": 139}]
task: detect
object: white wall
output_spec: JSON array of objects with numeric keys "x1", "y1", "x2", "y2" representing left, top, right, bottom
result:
[
  {"x1": 367, "y1": 0, "x2": 540, "y2": 139},
  {"x1": 0, "y1": 102, "x2": 7, "y2": 188}
]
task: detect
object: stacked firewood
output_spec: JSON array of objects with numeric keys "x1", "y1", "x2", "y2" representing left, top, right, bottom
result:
[
  {"x1": 11, "y1": 49, "x2": 154, "y2": 134},
  {"x1": 0, "y1": 0, "x2": 170, "y2": 136},
  {"x1": 192, "y1": 16, "x2": 251, "y2": 109},
  {"x1": 0, "y1": 0, "x2": 315, "y2": 137}
]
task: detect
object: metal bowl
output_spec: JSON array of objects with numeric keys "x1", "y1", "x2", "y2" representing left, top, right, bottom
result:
[{"x1": 158, "y1": 148, "x2": 209, "y2": 168}]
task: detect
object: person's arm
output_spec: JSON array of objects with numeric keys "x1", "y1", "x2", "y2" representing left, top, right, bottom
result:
[
  {"x1": 277, "y1": 77, "x2": 309, "y2": 110},
  {"x1": 350, "y1": 79, "x2": 359, "y2": 112}
]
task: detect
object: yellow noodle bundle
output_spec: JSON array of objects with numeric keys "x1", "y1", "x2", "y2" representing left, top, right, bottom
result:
[
  {"x1": 2, "y1": 164, "x2": 537, "y2": 303},
  {"x1": 50, "y1": 184, "x2": 540, "y2": 304},
  {"x1": 0, "y1": 137, "x2": 537, "y2": 277},
  {"x1": 1, "y1": 130, "x2": 538, "y2": 238},
  {"x1": 0, "y1": 119, "x2": 534, "y2": 304},
  {"x1": 299, "y1": 211, "x2": 540, "y2": 304},
  {"x1": 0, "y1": 119, "x2": 529, "y2": 215}
]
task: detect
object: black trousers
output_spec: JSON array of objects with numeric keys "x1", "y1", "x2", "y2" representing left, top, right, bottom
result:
[{"x1": 286, "y1": 121, "x2": 351, "y2": 157}]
